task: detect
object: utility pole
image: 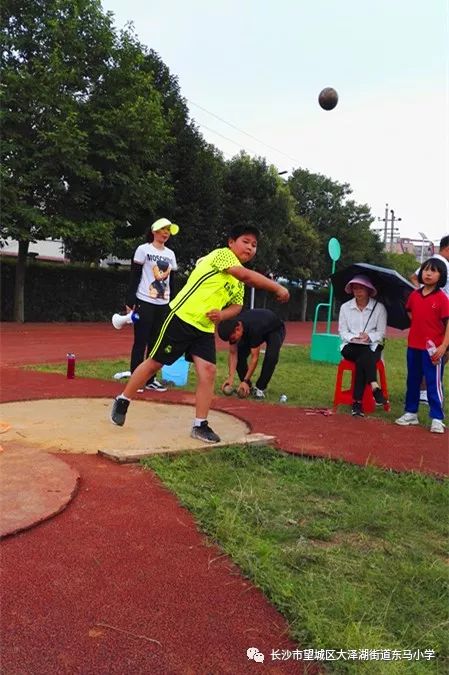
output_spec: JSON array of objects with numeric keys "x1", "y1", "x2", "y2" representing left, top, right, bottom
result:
[
  {"x1": 389, "y1": 209, "x2": 402, "y2": 251},
  {"x1": 376, "y1": 204, "x2": 402, "y2": 251},
  {"x1": 378, "y1": 203, "x2": 389, "y2": 247}
]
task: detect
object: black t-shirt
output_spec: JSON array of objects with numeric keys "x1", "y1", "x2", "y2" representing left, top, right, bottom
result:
[{"x1": 238, "y1": 309, "x2": 284, "y2": 348}]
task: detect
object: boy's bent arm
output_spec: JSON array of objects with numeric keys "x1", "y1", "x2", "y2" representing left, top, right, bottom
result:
[{"x1": 228, "y1": 266, "x2": 289, "y2": 302}]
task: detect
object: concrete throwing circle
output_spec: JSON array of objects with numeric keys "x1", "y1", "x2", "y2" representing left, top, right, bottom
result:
[{"x1": 0, "y1": 398, "x2": 250, "y2": 459}]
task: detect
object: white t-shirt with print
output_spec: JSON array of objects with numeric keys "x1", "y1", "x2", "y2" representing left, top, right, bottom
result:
[{"x1": 134, "y1": 243, "x2": 178, "y2": 305}]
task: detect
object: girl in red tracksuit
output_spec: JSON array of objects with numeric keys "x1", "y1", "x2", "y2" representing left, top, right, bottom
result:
[{"x1": 395, "y1": 257, "x2": 449, "y2": 433}]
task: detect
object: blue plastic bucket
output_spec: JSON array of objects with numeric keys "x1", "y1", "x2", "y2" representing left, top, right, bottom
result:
[{"x1": 161, "y1": 356, "x2": 190, "y2": 386}]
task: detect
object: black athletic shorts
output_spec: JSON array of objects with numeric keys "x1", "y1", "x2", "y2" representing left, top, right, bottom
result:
[{"x1": 149, "y1": 314, "x2": 216, "y2": 365}]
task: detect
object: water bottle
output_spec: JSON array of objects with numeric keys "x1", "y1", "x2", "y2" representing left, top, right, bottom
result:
[
  {"x1": 66, "y1": 353, "x2": 76, "y2": 379},
  {"x1": 426, "y1": 339, "x2": 439, "y2": 363},
  {"x1": 279, "y1": 394, "x2": 288, "y2": 403}
]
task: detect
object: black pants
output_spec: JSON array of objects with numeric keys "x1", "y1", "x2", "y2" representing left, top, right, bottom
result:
[
  {"x1": 341, "y1": 343, "x2": 383, "y2": 401},
  {"x1": 237, "y1": 325, "x2": 286, "y2": 390},
  {"x1": 130, "y1": 300, "x2": 169, "y2": 382}
]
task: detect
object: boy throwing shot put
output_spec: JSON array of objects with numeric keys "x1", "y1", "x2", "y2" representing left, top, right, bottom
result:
[{"x1": 111, "y1": 225, "x2": 289, "y2": 442}]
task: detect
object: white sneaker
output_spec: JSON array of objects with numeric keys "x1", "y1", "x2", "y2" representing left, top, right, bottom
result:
[
  {"x1": 113, "y1": 370, "x2": 131, "y2": 380},
  {"x1": 252, "y1": 387, "x2": 266, "y2": 399},
  {"x1": 419, "y1": 390, "x2": 428, "y2": 404},
  {"x1": 395, "y1": 413, "x2": 419, "y2": 426},
  {"x1": 145, "y1": 378, "x2": 167, "y2": 392},
  {"x1": 430, "y1": 419, "x2": 445, "y2": 434}
]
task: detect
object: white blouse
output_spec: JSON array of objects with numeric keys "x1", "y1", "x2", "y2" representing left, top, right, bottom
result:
[{"x1": 338, "y1": 297, "x2": 387, "y2": 351}]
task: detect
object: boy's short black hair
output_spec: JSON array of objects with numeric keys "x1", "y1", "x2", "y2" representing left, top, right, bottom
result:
[
  {"x1": 439, "y1": 235, "x2": 449, "y2": 250},
  {"x1": 228, "y1": 224, "x2": 260, "y2": 241},
  {"x1": 418, "y1": 257, "x2": 448, "y2": 289},
  {"x1": 218, "y1": 318, "x2": 241, "y2": 342}
]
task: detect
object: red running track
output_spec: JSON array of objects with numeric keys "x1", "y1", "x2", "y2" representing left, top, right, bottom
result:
[
  {"x1": 1, "y1": 454, "x2": 312, "y2": 674},
  {"x1": 0, "y1": 320, "x2": 406, "y2": 365}
]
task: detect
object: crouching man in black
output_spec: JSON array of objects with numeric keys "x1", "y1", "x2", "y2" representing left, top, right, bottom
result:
[{"x1": 218, "y1": 309, "x2": 286, "y2": 399}]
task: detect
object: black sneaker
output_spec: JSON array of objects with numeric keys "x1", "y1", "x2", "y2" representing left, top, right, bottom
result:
[
  {"x1": 351, "y1": 401, "x2": 364, "y2": 417},
  {"x1": 145, "y1": 378, "x2": 167, "y2": 392},
  {"x1": 191, "y1": 421, "x2": 221, "y2": 443},
  {"x1": 373, "y1": 387, "x2": 387, "y2": 406},
  {"x1": 111, "y1": 397, "x2": 130, "y2": 426}
]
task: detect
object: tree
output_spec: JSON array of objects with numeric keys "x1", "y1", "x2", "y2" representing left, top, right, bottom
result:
[
  {"x1": 277, "y1": 213, "x2": 320, "y2": 320},
  {"x1": 1, "y1": 0, "x2": 116, "y2": 320},
  {"x1": 65, "y1": 29, "x2": 173, "y2": 264},
  {"x1": 141, "y1": 50, "x2": 226, "y2": 270},
  {"x1": 384, "y1": 252, "x2": 418, "y2": 280},
  {"x1": 288, "y1": 168, "x2": 385, "y2": 281},
  {"x1": 285, "y1": 168, "x2": 387, "y2": 320},
  {"x1": 222, "y1": 154, "x2": 292, "y2": 275}
]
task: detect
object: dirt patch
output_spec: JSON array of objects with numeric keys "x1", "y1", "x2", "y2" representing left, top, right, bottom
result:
[{"x1": 0, "y1": 398, "x2": 250, "y2": 455}]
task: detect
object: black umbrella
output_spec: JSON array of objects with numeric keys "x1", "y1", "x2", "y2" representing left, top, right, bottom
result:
[{"x1": 330, "y1": 263, "x2": 415, "y2": 329}]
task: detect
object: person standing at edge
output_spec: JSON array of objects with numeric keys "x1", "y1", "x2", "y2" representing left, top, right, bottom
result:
[
  {"x1": 218, "y1": 308, "x2": 286, "y2": 399},
  {"x1": 396, "y1": 257, "x2": 449, "y2": 433},
  {"x1": 126, "y1": 218, "x2": 179, "y2": 393},
  {"x1": 111, "y1": 225, "x2": 289, "y2": 443},
  {"x1": 410, "y1": 235, "x2": 449, "y2": 404}
]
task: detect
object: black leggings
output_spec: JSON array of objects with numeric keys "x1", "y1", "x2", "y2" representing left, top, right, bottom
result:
[
  {"x1": 341, "y1": 343, "x2": 383, "y2": 401},
  {"x1": 237, "y1": 325, "x2": 286, "y2": 390},
  {"x1": 130, "y1": 301, "x2": 169, "y2": 382}
]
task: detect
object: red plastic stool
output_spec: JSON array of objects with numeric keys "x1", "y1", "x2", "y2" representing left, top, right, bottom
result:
[{"x1": 333, "y1": 358, "x2": 390, "y2": 413}]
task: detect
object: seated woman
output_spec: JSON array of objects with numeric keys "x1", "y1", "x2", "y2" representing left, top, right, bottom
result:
[{"x1": 338, "y1": 275, "x2": 388, "y2": 417}]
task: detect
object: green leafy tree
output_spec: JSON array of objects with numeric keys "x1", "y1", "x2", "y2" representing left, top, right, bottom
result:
[
  {"x1": 141, "y1": 50, "x2": 226, "y2": 270},
  {"x1": 384, "y1": 251, "x2": 418, "y2": 280},
  {"x1": 277, "y1": 213, "x2": 320, "y2": 320},
  {"x1": 166, "y1": 125, "x2": 226, "y2": 270},
  {"x1": 1, "y1": 0, "x2": 115, "y2": 320},
  {"x1": 64, "y1": 29, "x2": 173, "y2": 264},
  {"x1": 288, "y1": 168, "x2": 386, "y2": 282},
  {"x1": 222, "y1": 154, "x2": 293, "y2": 276},
  {"x1": 221, "y1": 155, "x2": 321, "y2": 318}
]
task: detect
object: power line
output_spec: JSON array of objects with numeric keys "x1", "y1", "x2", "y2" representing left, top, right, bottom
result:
[
  {"x1": 197, "y1": 123, "x2": 264, "y2": 158},
  {"x1": 187, "y1": 98, "x2": 300, "y2": 165}
]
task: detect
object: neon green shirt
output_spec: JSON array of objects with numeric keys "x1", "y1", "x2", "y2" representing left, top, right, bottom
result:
[{"x1": 170, "y1": 248, "x2": 245, "y2": 332}]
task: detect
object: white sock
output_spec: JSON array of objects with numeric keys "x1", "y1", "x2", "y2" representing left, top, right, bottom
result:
[
  {"x1": 193, "y1": 418, "x2": 206, "y2": 427},
  {"x1": 118, "y1": 394, "x2": 131, "y2": 401}
]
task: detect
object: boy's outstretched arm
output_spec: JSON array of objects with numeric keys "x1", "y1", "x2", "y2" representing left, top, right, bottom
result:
[{"x1": 228, "y1": 266, "x2": 290, "y2": 303}]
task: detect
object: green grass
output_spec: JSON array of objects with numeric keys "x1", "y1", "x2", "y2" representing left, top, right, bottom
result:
[
  {"x1": 29, "y1": 338, "x2": 448, "y2": 422},
  {"x1": 142, "y1": 446, "x2": 449, "y2": 673}
]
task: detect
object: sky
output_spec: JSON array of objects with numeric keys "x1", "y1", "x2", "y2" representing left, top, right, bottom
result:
[{"x1": 101, "y1": 0, "x2": 449, "y2": 246}]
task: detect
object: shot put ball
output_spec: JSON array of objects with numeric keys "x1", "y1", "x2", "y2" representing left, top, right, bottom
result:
[{"x1": 318, "y1": 87, "x2": 338, "y2": 111}]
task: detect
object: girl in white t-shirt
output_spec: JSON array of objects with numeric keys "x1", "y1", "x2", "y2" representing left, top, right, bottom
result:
[{"x1": 125, "y1": 218, "x2": 179, "y2": 391}]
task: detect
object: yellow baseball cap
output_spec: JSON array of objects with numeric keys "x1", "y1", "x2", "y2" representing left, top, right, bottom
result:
[{"x1": 151, "y1": 218, "x2": 179, "y2": 235}]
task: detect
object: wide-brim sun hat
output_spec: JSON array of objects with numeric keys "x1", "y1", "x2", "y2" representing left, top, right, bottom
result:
[
  {"x1": 151, "y1": 217, "x2": 179, "y2": 235},
  {"x1": 344, "y1": 274, "x2": 377, "y2": 297}
]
